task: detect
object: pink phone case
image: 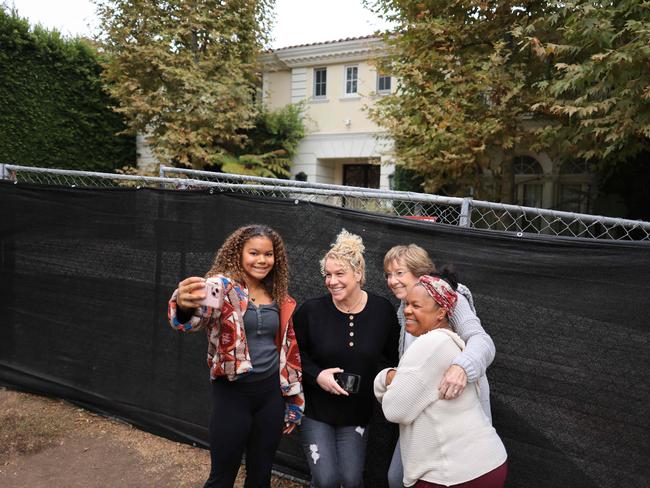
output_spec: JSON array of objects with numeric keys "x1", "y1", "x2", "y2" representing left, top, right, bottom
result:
[{"x1": 199, "y1": 280, "x2": 222, "y2": 308}]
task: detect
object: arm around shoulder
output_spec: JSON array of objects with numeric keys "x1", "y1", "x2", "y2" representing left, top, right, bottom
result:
[{"x1": 449, "y1": 293, "x2": 495, "y2": 382}]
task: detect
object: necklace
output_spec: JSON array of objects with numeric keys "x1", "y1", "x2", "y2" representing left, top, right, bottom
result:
[
  {"x1": 249, "y1": 287, "x2": 264, "y2": 303},
  {"x1": 336, "y1": 290, "x2": 366, "y2": 314}
]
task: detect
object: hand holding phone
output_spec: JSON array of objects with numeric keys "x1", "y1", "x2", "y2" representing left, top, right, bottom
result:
[
  {"x1": 176, "y1": 276, "x2": 207, "y2": 310},
  {"x1": 335, "y1": 372, "x2": 361, "y2": 394},
  {"x1": 316, "y1": 368, "x2": 349, "y2": 396},
  {"x1": 199, "y1": 279, "x2": 223, "y2": 308}
]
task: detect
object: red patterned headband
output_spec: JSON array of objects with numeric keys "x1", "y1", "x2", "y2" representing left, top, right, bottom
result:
[{"x1": 417, "y1": 275, "x2": 458, "y2": 316}]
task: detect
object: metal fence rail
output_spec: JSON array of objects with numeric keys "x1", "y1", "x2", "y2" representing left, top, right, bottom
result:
[{"x1": 2, "y1": 163, "x2": 649, "y2": 241}]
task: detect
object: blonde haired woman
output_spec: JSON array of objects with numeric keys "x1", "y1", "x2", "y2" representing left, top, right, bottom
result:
[{"x1": 294, "y1": 229, "x2": 399, "y2": 488}]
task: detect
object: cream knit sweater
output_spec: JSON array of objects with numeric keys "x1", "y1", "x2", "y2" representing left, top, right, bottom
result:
[
  {"x1": 374, "y1": 329, "x2": 507, "y2": 487},
  {"x1": 397, "y1": 287, "x2": 495, "y2": 421}
]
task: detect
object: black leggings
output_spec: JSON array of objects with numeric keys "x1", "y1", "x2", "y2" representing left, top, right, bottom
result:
[{"x1": 204, "y1": 374, "x2": 285, "y2": 488}]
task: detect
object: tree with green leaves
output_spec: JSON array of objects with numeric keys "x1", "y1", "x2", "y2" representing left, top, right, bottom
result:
[
  {"x1": 0, "y1": 6, "x2": 134, "y2": 171},
  {"x1": 96, "y1": 0, "x2": 274, "y2": 168},
  {"x1": 526, "y1": 0, "x2": 650, "y2": 170},
  {"x1": 365, "y1": 1, "x2": 553, "y2": 202},
  {"x1": 212, "y1": 103, "x2": 305, "y2": 178}
]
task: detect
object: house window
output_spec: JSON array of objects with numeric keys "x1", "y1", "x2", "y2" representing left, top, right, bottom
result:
[
  {"x1": 522, "y1": 183, "x2": 543, "y2": 208},
  {"x1": 345, "y1": 66, "x2": 358, "y2": 95},
  {"x1": 559, "y1": 159, "x2": 590, "y2": 175},
  {"x1": 314, "y1": 68, "x2": 327, "y2": 98},
  {"x1": 377, "y1": 74, "x2": 391, "y2": 93},
  {"x1": 558, "y1": 184, "x2": 588, "y2": 212},
  {"x1": 514, "y1": 156, "x2": 545, "y2": 208},
  {"x1": 514, "y1": 156, "x2": 543, "y2": 175},
  {"x1": 557, "y1": 159, "x2": 594, "y2": 213}
]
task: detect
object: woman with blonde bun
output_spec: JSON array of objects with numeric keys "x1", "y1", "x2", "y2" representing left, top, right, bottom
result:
[{"x1": 294, "y1": 229, "x2": 399, "y2": 488}]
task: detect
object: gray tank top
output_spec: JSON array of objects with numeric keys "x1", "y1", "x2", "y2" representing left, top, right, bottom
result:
[{"x1": 238, "y1": 301, "x2": 280, "y2": 382}]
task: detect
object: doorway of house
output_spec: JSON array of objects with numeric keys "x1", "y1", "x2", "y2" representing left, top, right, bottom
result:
[{"x1": 343, "y1": 163, "x2": 380, "y2": 188}]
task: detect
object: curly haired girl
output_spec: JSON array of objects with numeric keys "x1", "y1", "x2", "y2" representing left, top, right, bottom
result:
[
  {"x1": 205, "y1": 225, "x2": 290, "y2": 303},
  {"x1": 168, "y1": 225, "x2": 303, "y2": 488}
]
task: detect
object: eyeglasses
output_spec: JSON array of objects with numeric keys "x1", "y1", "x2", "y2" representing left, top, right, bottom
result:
[{"x1": 384, "y1": 270, "x2": 410, "y2": 280}]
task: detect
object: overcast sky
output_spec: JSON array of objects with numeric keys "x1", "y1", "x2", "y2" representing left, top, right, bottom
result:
[{"x1": 6, "y1": 0, "x2": 393, "y2": 48}]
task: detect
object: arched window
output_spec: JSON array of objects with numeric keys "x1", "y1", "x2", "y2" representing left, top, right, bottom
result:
[
  {"x1": 514, "y1": 156, "x2": 544, "y2": 207},
  {"x1": 559, "y1": 159, "x2": 590, "y2": 175},
  {"x1": 514, "y1": 156, "x2": 544, "y2": 175}
]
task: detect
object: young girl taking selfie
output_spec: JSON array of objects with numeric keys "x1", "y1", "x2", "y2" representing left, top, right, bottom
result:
[{"x1": 168, "y1": 225, "x2": 304, "y2": 488}]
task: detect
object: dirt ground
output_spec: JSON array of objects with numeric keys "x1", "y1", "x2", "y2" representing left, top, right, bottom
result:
[{"x1": 0, "y1": 387, "x2": 304, "y2": 488}]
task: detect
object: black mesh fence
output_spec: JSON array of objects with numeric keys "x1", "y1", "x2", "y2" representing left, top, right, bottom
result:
[{"x1": 1, "y1": 181, "x2": 648, "y2": 487}]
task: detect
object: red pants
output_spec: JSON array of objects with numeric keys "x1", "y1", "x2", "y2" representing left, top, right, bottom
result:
[{"x1": 413, "y1": 461, "x2": 508, "y2": 488}]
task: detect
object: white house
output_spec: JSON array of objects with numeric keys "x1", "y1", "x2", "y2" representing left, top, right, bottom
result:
[{"x1": 260, "y1": 35, "x2": 396, "y2": 190}]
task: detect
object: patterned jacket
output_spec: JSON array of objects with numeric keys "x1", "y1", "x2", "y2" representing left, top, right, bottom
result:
[{"x1": 168, "y1": 275, "x2": 304, "y2": 425}]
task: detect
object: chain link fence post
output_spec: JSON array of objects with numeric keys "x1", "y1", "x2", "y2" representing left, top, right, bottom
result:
[
  {"x1": 459, "y1": 197, "x2": 473, "y2": 227},
  {"x1": 158, "y1": 165, "x2": 166, "y2": 189}
]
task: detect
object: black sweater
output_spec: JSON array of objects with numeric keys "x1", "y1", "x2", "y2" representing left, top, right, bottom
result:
[{"x1": 293, "y1": 292, "x2": 399, "y2": 426}]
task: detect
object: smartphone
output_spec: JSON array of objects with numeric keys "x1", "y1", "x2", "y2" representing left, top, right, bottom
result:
[
  {"x1": 335, "y1": 372, "x2": 361, "y2": 394},
  {"x1": 199, "y1": 279, "x2": 222, "y2": 308}
]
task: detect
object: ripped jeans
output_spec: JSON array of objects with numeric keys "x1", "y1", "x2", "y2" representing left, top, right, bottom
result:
[{"x1": 300, "y1": 416, "x2": 368, "y2": 488}]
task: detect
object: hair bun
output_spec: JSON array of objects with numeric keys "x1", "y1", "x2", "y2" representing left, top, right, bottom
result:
[
  {"x1": 320, "y1": 229, "x2": 367, "y2": 286},
  {"x1": 431, "y1": 265, "x2": 459, "y2": 290},
  {"x1": 331, "y1": 229, "x2": 365, "y2": 255}
]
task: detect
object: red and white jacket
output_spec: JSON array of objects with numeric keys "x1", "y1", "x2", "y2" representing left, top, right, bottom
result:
[{"x1": 168, "y1": 275, "x2": 304, "y2": 424}]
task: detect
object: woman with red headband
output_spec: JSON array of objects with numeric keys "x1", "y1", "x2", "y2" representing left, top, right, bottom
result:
[{"x1": 374, "y1": 274, "x2": 507, "y2": 488}]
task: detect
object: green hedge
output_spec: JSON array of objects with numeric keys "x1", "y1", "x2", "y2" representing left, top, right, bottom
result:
[{"x1": 0, "y1": 8, "x2": 135, "y2": 172}]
